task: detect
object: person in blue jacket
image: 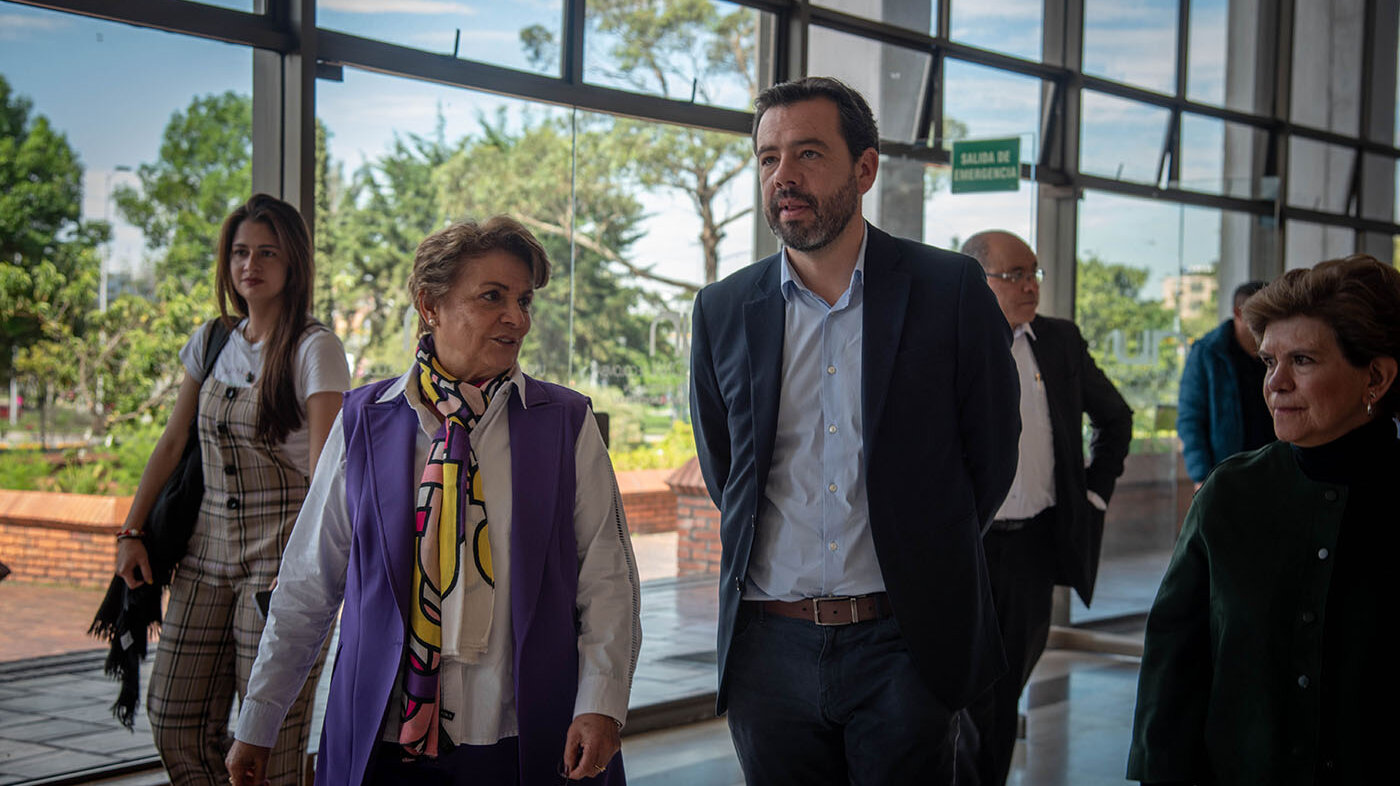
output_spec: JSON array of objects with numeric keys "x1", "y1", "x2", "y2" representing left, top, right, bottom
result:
[{"x1": 1176, "y1": 280, "x2": 1273, "y2": 488}]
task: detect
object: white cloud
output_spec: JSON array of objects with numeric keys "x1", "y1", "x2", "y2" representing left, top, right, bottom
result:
[
  {"x1": 321, "y1": 0, "x2": 478, "y2": 15},
  {"x1": 0, "y1": 13, "x2": 68, "y2": 40}
]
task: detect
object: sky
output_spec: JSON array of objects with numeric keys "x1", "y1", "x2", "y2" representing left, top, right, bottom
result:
[{"x1": 0, "y1": 0, "x2": 1344, "y2": 309}]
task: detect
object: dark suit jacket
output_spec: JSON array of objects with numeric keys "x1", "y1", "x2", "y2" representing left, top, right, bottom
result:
[
  {"x1": 689, "y1": 224, "x2": 1021, "y2": 713},
  {"x1": 1025, "y1": 315, "x2": 1133, "y2": 605}
]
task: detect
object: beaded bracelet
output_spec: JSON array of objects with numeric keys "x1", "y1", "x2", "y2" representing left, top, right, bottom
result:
[{"x1": 115, "y1": 527, "x2": 144, "y2": 541}]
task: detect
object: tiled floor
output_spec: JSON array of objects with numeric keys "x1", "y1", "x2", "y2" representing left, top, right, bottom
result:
[{"x1": 0, "y1": 549, "x2": 1166, "y2": 785}]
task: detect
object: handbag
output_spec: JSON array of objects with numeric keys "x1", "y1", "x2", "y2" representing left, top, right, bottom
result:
[{"x1": 89, "y1": 317, "x2": 232, "y2": 727}]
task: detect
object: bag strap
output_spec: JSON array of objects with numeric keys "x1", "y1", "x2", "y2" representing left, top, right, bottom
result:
[{"x1": 199, "y1": 318, "x2": 233, "y2": 384}]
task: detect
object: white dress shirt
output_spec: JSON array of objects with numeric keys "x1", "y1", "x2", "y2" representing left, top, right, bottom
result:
[
  {"x1": 747, "y1": 230, "x2": 885, "y2": 601},
  {"x1": 996, "y1": 323, "x2": 1057, "y2": 520},
  {"x1": 236, "y1": 367, "x2": 641, "y2": 748}
]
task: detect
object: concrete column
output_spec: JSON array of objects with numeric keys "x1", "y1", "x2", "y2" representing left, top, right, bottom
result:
[
  {"x1": 1036, "y1": 0, "x2": 1083, "y2": 322},
  {"x1": 251, "y1": 0, "x2": 317, "y2": 234}
]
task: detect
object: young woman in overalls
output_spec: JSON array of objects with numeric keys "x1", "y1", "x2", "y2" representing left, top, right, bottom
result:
[{"x1": 114, "y1": 194, "x2": 351, "y2": 784}]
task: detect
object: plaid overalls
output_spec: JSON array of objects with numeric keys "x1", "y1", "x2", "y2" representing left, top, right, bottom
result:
[{"x1": 147, "y1": 376, "x2": 327, "y2": 785}]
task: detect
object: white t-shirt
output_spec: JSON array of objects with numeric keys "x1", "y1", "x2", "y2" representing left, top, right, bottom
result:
[{"x1": 180, "y1": 318, "x2": 352, "y2": 476}]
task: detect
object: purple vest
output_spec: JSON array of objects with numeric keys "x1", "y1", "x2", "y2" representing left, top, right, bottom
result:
[{"x1": 319, "y1": 375, "x2": 626, "y2": 786}]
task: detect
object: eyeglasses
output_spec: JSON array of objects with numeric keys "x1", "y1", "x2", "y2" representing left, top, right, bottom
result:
[{"x1": 984, "y1": 266, "x2": 1045, "y2": 284}]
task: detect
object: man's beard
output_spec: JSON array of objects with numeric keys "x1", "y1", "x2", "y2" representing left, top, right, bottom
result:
[{"x1": 765, "y1": 175, "x2": 860, "y2": 252}]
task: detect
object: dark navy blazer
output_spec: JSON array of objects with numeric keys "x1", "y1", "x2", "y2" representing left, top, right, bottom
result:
[{"x1": 689, "y1": 223, "x2": 1021, "y2": 713}]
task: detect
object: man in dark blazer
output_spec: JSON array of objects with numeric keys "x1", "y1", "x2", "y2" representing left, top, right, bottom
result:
[
  {"x1": 961, "y1": 230, "x2": 1133, "y2": 785},
  {"x1": 689, "y1": 77, "x2": 1020, "y2": 785}
]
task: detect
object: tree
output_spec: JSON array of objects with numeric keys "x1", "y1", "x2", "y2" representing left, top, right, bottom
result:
[
  {"x1": 1076, "y1": 254, "x2": 1182, "y2": 437},
  {"x1": 114, "y1": 91, "x2": 252, "y2": 287},
  {"x1": 0, "y1": 74, "x2": 91, "y2": 380},
  {"x1": 522, "y1": 0, "x2": 758, "y2": 287}
]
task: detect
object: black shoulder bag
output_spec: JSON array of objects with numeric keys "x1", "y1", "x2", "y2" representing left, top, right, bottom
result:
[{"x1": 89, "y1": 317, "x2": 233, "y2": 728}]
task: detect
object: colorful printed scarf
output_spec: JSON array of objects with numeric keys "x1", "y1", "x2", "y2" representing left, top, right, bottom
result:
[{"x1": 399, "y1": 334, "x2": 515, "y2": 758}]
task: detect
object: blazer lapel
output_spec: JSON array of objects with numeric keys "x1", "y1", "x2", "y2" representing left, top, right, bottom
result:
[
  {"x1": 862, "y1": 226, "x2": 911, "y2": 446},
  {"x1": 744, "y1": 257, "x2": 785, "y2": 494},
  {"x1": 363, "y1": 398, "x2": 418, "y2": 621},
  {"x1": 1027, "y1": 318, "x2": 1067, "y2": 435}
]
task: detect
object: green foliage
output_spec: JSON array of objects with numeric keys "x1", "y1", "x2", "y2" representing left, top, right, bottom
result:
[
  {"x1": 610, "y1": 419, "x2": 696, "y2": 471},
  {"x1": 1076, "y1": 254, "x2": 1183, "y2": 438},
  {"x1": 0, "y1": 75, "x2": 93, "y2": 379},
  {"x1": 0, "y1": 450, "x2": 51, "y2": 490},
  {"x1": 114, "y1": 91, "x2": 252, "y2": 287}
]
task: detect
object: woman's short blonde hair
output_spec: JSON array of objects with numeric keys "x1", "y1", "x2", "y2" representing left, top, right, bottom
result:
[
  {"x1": 1242, "y1": 254, "x2": 1400, "y2": 417},
  {"x1": 408, "y1": 215, "x2": 552, "y2": 335}
]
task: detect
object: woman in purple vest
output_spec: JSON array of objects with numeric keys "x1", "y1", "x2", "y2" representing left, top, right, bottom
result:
[{"x1": 225, "y1": 216, "x2": 641, "y2": 785}]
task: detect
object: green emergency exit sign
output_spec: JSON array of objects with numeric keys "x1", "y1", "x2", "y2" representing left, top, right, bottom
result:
[{"x1": 951, "y1": 137, "x2": 1021, "y2": 193}]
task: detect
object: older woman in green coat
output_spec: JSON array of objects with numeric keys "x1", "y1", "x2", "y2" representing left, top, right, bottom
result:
[{"x1": 1128, "y1": 255, "x2": 1400, "y2": 786}]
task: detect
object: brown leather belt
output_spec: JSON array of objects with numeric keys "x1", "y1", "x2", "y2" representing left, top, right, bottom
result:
[{"x1": 755, "y1": 592, "x2": 892, "y2": 626}]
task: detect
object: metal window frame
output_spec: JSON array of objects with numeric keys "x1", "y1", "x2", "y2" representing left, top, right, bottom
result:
[{"x1": 10, "y1": 0, "x2": 1400, "y2": 257}]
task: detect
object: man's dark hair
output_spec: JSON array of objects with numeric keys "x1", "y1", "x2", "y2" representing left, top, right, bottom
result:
[
  {"x1": 752, "y1": 76, "x2": 879, "y2": 160},
  {"x1": 1232, "y1": 280, "x2": 1266, "y2": 309}
]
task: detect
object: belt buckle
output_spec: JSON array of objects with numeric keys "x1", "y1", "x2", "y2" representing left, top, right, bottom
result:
[{"x1": 811, "y1": 595, "x2": 857, "y2": 626}]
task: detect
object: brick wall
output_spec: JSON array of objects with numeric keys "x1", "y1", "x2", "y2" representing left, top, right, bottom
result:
[
  {"x1": 0, "y1": 490, "x2": 130, "y2": 589},
  {"x1": 667, "y1": 458, "x2": 721, "y2": 576},
  {"x1": 0, "y1": 469, "x2": 683, "y2": 590},
  {"x1": 615, "y1": 469, "x2": 678, "y2": 535}
]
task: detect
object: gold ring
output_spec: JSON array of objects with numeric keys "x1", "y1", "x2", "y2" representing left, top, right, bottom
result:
[{"x1": 595, "y1": 764, "x2": 607, "y2": 772}]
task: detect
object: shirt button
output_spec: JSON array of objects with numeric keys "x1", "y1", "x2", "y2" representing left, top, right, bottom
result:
[
  {"x1": 1317, "y1": 548, "x2": 1329, "y2": 560},
  {"x1": 828, "y1": 483, "x2": 838, "y2": 493},
  {"x1": 224, "y1": 465, "x2": 237, "y2": 475},
  {"x1": 826, "y1": 365, "x2": 836, "y2": 375},
  {"x1": 225, "y1": 387, "x2": 237, "y2": 400},
  {"x1": 828, "y1": 424, "x2": 837, "y2": 434},
  {"x1": 216, "y1": 423, "x2": 229, "y2": 436},
  {"x1": 1323, "y1": 489, "x2": 1338, "y2": 502},
  {"x1": 1301, "y1": 611, "x2": 1316, "y2": 624},
  {"x1": 227, "y1": 497, "x2": 240, "y2": 510},
  {"x1": 1298, "y1": 675, "x2": 1310, "y2": 688},
  {"x1": 828, "y1": 541, "x2": 838, "y2": 552}
]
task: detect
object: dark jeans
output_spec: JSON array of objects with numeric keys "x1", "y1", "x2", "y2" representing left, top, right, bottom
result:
[
  {"x1": 726, "y1": 604, "x2": 963, "y2": 786},
  {"x1": 965, "y1": 509, "x2": 1059, "y2": 786},
  {"x1": 366, "y1": 737, "x2": 519, "y2": 785}
]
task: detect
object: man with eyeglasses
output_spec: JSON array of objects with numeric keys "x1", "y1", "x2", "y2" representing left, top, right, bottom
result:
[{"x1": 960, "y1": 230, "x2": 1133, "y2": 786}]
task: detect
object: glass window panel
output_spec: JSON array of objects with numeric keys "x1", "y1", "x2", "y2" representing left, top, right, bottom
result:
[
  {"x1": 584, "y1": 0, "x2": 768, "y2": 111},
  {"x1": 921, "y1": 165, "x2": 1036, "y2": 252},
  {"x1": 1290, "y1": 0, "x2": 1363, "y2": 136},
  {"x1": 1287, "y1": 137, "x2": 1356, "y2": 214},
  {"x1": 950, "y1": 0, "x2": 1044, "y2": 62},
  {"x1": 1080, "y1": 91, "x2": 1171, "y2": 185},
  {"x1": 943, "y1": 59, "x2": 1042, "y2": 156},
  {"x1": 808, "y1": 26, "x2": 932, "y2": 143},
  {"x1": 1178, "y1": 113, "x2": 1225, "y2": 194},
  {"x1": 194, "y1": 0, "x2": 254, "y2": 10},
  {"x1": 0, "y1": 0, "x2": 250, "y2": 695},
  {"x1": 1074, "y1": 193, "x2": 1230, "y2": 623},
  {"x1": 317, "y1": 0, "x2": 559, "y2": 76},
  {"x1": 1083, "y1": 0, "x2": 1179, "y2": 94},
  {"x1": 1285, "y1": 220, "x2": 1354, "y2": 270},
  {"x1": 1187, "y1": 0, "x2": 1227, "y2": 106},
  {"x1": 814, "y1": 0, "x2": 938, "y2": 37},
  {"x1": 1357, "y1": 153, "x2": 1397, "y2": 223}
]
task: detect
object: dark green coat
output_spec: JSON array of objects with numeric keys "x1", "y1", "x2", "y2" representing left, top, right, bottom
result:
[{"x1": 1127, "y1": 432, "x2": 1395, "y2": 785}]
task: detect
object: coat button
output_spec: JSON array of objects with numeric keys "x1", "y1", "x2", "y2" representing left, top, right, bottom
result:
[
  {"x1": 225, "y1": 387, "x2": 237, "y2": 400},
  {"x1": 217, "y1": 423, "x2": 229, "y2": 436},
  {"x1": 1323, "y1": 489, "x2": 1338, "y2": 502},
  {"x1": 224, "y1": 465, "x2": 237, "y2": 475},
  {"x1": 1317, "y1": 548, "x2": 1329, "y2": 560},
  {"x1": 227, "y1": 497, "x2": 240, "y2": 510},
  {"x1": 1298, "y1": 674, "x2": 1310, "y2": 688}
]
